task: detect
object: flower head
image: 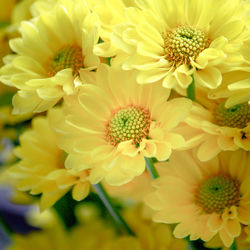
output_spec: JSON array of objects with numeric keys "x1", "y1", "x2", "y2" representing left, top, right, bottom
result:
[
  {"x1": 9, "y1": 109, "x2": 90, "y2": 211},
  {"x1": 54, "y1": 64, "x2": 192, "y2": 185},
  {"x1": 145, "y1": 150, "x2": 250, "y2": 247},
  {"x1": 0, "y1": 0, "x2": 100, "y2": 114},
  {"x1": 181, "y1": 94, "x2": 250, "y2": 161},
  {"x1": 95, "y1": 0, "x2": 248, "y2": 92}
]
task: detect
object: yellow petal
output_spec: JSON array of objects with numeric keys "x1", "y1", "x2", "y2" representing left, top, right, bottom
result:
[
  {"x1": 194, "y1": 67, "x2": 222, "y2": 89},
  {"x1": 207, "y1": 213, "x2": 223, "y2": 232},
  {"x1": 40, "y1": 189, "x2": 68, "y2": 211},
  {"x1": 72, "y1": 182, "x2": 90, "y2": 201}
]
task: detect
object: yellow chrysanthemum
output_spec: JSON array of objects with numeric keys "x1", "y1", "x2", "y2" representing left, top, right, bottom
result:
[
  {"x1": 179, "y1": 92, "x2": 250, "y2": 161},
  {"x1": 9, "y1": 205, "x2": 187, "y2": 250},
  {"x1": 0, "y1": 0, "x2": 100, "y2": 114},
  {"x1": 95, "y1": 0, "x2": 248, "y2": 91},
  {"x1": 145, "y1": 150, "x2": 250, "y2": 247},
  {"x1": 54, "y1": 64, "x2": 192, "y2": 186},
  {"x1": 8, "y1": 209, "x2": 72, "y2": 250},
  {"x1": 9, "y1": 109, "x2": 90, "y2": 211}
]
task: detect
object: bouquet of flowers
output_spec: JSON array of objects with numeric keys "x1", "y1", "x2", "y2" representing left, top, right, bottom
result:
[{"x1": 0, "y1": 0, "x2": 249, "y2": 249}]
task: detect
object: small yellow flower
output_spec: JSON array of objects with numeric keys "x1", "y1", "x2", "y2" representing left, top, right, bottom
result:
[
  {"x1": 145, "y1": 150, "x2": 250, "y2": 247},
  {"x1": 54, "y1": 64, "x2": 192, "y2": 185},
  {"x1": 95, "y1": 0, "x2": 248, "y2": 91},
  {"x1": 9, "y1": 109, "x2": 90, "y2": 211},
  {"x1": 181, "y1": 93, "x2": 250, "y2": 161},
  {"x1": 9, "y1": 205, "x2": 187, "y2": 250},
  {"x1": 0, "y1": 0, "x2": 100, "y2": 114}
]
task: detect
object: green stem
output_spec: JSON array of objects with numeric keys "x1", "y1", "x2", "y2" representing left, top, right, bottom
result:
[
  {"x1": 230, "y1": 240, "x2": 237, "y2": 250},
  {"x1": 145, "y1": 157, "x2": 159, "y2": 179},
  {"x1": 92, "y1": 183, "x2": 135, "y2": 235},
  {"x1": 187, "y1": 75, "x2": 195, "y2": 101}
]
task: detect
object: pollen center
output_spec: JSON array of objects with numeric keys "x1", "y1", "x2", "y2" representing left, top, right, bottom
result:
[
  {"x1": 163, "y1": 26, "x2": 210, "y2": 66},
  {"x1": 215, "y1": 101, "x2": 250, "y2": 129},
  {"x1": 48, "y1": 45, "x2": 83, "y2": 76},
  {"x1": 106, "y1": 106, "x2": 151, "y2": 146},
  {"x1": 195, "y1": 176, "x2": 241, "y2": 214}
]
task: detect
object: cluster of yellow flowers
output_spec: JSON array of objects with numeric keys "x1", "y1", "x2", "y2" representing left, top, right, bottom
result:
[
  {"x1": 0, "y1": 0, "x2": 249, "y2": 249},
  {"x1": 9, "y1": 204, "x2": 188, "y2": 250}
]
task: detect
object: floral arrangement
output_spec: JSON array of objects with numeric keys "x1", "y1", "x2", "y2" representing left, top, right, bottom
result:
[{"x1": 0, "y1": 0, "x2": 249, "y2": 249}]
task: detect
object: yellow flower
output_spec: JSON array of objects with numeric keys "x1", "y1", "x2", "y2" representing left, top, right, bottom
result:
[
  {"x1": 8, "y1": 209, "x2": 72, "y2": 250},
  {"x1": 55, "y1": 64, "x2": 192, "y2": 186},
  {"x1": 9, "y1": 109, "x2": 90, "y2": 211},
  {"x1": 95, "y1": 0, "x2": 248, "y2": 91},
  {"x1": 145, "y1": 150, "x2": 250, "y2": 247},
  {"x1": 0, "y1": 0, "x2": 100, "y2": 114},
  {"x1": 8, "y1": 204, "x2": 186, "y2": 250},
  {"x1": 181, "y1": 92, "x2": 250, "y2": 161}
]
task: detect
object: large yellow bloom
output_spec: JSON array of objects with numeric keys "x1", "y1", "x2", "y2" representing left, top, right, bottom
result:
[
  {"x1": 180, "y1": 92, "x2": 250, "y2": 161},
  {"x1": 0, "y1": 0, "x2": 100, "y2": 114},
  {"x1": 95, "y1": 0, "x2": 248, "y2": 91},
  {"x1": 9, "y1": 109, "x2": 90, "y2": 211},
  {"x1": 54, "y1": 64, "x2": 192, "y2": 185},
  {"x1": 145, "y1": 150, "x2": 250, "y2": 247}
]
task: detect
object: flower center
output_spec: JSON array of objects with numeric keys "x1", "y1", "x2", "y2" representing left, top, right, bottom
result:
[
  {"x1": 215, "y1": 101, "x2": 250, "y2": 129},
  {"x1": 163, "y1": 26, "x2": 210, "y2": 66},
  {"x1": 106, "y1": 106, "x2": 151, "y2": 146},
  {"x1": 195, "y1": 176, "x2": 241, "y2": 214},
  {"x1": 48, "y1": 45, "x2": 83, "y2": 76}
]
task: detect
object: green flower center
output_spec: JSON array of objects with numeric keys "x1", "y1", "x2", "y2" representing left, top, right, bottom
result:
[
  {"x1": 195, "y1": 176, "x2": 241, "y2": 214},
  {"x1": 164, "y1": 26, "x2": 210, "y2": 66},
  {"x1": 106, "y1": 106, "x2": 151, "y2": 146},
  {"x1": 215, "y1": 101, "x2": 250, "y2": 128},
  {"x1": 48, "y1": 45, "x2": 83, "y2": 76}
]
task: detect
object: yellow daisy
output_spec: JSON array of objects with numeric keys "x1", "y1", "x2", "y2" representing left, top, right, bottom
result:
[
  {"x1": 9, "y1": 108, "x2": 90, "y2": 211},
  {"x1": 145, "y1": 150, "x2": 250, "y2": 247},
  {"x1": 0, "y1": 0, "x2": 100, "y2": 114},
  {"x1": 94, "y1": 0, "x2": 248, "y2": 91},
  {"x1": 54, "y1": 64, "x2": 192, "y2": 186},
  {"x1": 181, "y1": 92, "x2": 250, "y2": 161}
]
